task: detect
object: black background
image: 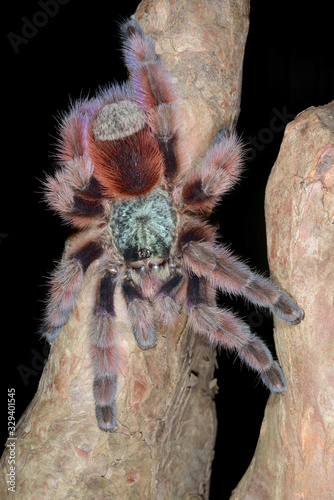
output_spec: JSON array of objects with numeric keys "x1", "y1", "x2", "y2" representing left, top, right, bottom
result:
[{"x1": 2, "y1": 1, "x2": 333, "y2": 498}]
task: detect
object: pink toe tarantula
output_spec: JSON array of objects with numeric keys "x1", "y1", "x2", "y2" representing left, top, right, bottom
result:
[{"x1": 42, "y1": 17, "x2": 304, "y2": 431}]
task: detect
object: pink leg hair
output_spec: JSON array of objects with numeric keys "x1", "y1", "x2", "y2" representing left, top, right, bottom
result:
[
  {"x1": 122, "y1": 278, "x2": 157, "y2": 349},
  {"x1": 186, "y1": 275, "x2": 286, "y2": 392},
  {"x1": 41, "y1": 236, "x2": 103, "y2": 342},
  {"x1": 120, "y1": 17, "x2": 188, "y2": 179},
  {"x1": 181, "y1": 233, "x2": 304, "y2": 324},
  {"x1": 42, "y1": 258, "x2": 84, "y2": 342},
  {"x1": 44, "y1": 99, "x2": 105, "y2": 229},
  {"x1": 90, "y1": 271, "x2": 119, "y2": 431},
  {"x1": 182, "y1": 129, "x2": 245, "y2": 212},
  {"x1": 154, "y1": 271, "x2": 185, "y2": 325}
]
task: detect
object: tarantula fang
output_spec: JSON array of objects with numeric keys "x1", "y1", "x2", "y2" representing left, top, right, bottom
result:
[{"x1": 42, "y1": 17, "x2": 304, "y2": 431}]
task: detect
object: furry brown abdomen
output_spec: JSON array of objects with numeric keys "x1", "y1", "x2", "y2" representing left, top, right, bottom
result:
[{"x1": 89, "y1": 126, "x2": 164, "y2": 199}]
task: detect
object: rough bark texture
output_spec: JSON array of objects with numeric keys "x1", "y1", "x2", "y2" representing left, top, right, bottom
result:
[
  {"x1": 0, "y1": 1, "x2": 250, "y2": 499},
  {"x1": 232, "y1": 101, "x2": 334, "y2": 499}
]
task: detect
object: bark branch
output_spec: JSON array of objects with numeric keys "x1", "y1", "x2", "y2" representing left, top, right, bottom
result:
[
  {"x1": 231, "y1": 101, "x2": 334, "y2": 499},
  {"x1": 1, "y1": 1, "x2": 250, "y2": 498}
]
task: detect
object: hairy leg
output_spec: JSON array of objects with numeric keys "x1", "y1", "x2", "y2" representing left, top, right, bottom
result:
[
  {"x1": 90, "y1": 270, "x2": 119, "y2": 431},
  {"x1": 44, "y1": 99, "x2": 105, "y2": 228},
  {"x1": 182, "y1": 129, "x2": 245, "y2": 212},
  {"x1": 186, "y1": 274, "x2": 287, "y2": 392},
  {"x1": 120, "y1": 17, "x2": 188, "y2": 180},
  {"x1": 180, "y1": 230, "x2": 304, "y2": 324},
  {"x1": 41, "y1": 238, "x2": 103, "y2": 342},
  {"x1": 122, "y1": 278, "x2": 157, "y2": 349},
  {"x1": 154, "y1": 271, "x2": 185, "y2": 325}
]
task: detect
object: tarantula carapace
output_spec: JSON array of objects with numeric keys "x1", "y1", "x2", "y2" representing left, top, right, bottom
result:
[{"x1": 42, "y1": 17, "x2": 304, "y2": 431}]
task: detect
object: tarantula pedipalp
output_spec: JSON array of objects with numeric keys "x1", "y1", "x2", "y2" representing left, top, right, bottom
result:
[{"x1": 42, "y1": 17, "x2": 304, "y2": 431}]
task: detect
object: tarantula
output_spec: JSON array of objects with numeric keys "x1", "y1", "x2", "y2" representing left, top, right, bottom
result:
[{"x1": 42, "y1": 17, "x2": 304, "y2": 431}]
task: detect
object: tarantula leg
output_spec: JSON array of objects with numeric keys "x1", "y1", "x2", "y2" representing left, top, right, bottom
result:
[
  {"x1": 214, "y1": 246, "x2": 305, "y2": 324},
  {"x1": 120, "y1": 18, "x2": 177, "y2": 111},
  {"x1": 42, "y1": 259, "x2": 84, "y2": 342},
  {"x1": 44, "y1": 155, "x2": 104, "y2": 228},
  {"x1": 182, "y1": 129, "x2": 244, "y2": 212},
  {"x1": 90, "y1": 270, "x2": 119, "y2": 431},
  {"x1": 121, "y1": 18, "x2": 187, "y2": 180},
  {"x1": 120, "y1": 17, "x2": 157, "y2": 70},
  {"x1": 57, "y1": 97, "x2": 100, "y2": 162},
  {"x1": 122, "y1": 278, "x2": 157, "y2": 349},
  {"x1": 181, "y1": 237, "x2": 304, "y2": 324},
  {"x1": 44, "y1": 98, "x2": 106, "y2": 228},
  {"x1": 41, "y1": 240, "x2": 103, "y2": 342},
  {"x1": 186, "y1": 275, "x2": 287, "y2": 393},
  {"x1": 154, "y1": 272, "x2": 184, "y2": 324}
]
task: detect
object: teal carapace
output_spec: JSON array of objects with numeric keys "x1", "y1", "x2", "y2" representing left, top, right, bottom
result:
[{"x1": 111, "y1": 190, "x2": 176, "y2": 261}]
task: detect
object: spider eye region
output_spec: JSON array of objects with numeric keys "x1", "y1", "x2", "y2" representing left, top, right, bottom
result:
[
  {"x1": 138, "y1": 248, "x2": 152, "y2": 260},
  {"x1": 111, "y1": 190, "x2": 176, "y2": 262}
]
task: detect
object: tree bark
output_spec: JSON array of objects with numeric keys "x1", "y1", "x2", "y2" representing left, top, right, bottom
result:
[
  {"x1": 0, "y1": 1, "x2": 250, "y2": 499},
  {"x1": 231, "y1": 101, "x2": 334, "y2": 499}
]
